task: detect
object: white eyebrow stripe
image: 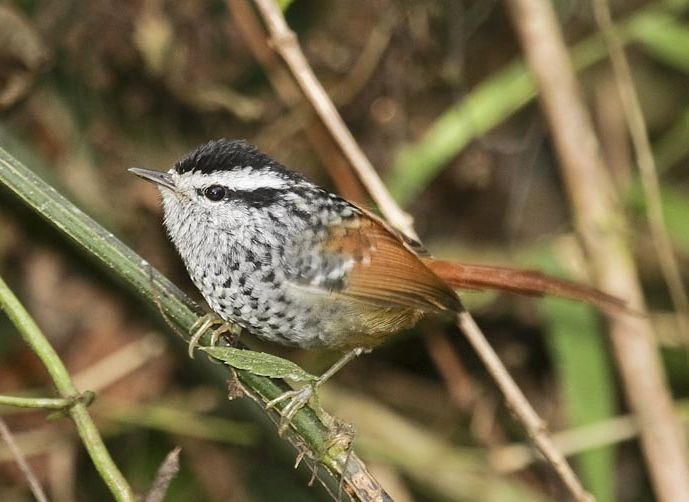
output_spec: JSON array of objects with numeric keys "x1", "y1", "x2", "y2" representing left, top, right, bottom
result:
[{"x1": 173, "y1": 168, "x2": 289, "y2": 191}]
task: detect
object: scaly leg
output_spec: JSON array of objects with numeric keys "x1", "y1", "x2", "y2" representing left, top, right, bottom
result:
[
  {"x1": 188, "y1": 313, "x2": 242, "y2": 358},
  {"x1": 266, "y1": 348, "x2": 367, "y2": 435}
]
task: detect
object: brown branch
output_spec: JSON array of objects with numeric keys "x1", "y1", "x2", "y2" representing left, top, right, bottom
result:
[
  {"x1": 493, "y1": 397, "x2": 689, "y2": 474},
  {"x1": 227, "y1": 0, "x2": 367, "y2": 203},
  {"x1": 250, "y1": 0, "x2": 418, "y2": 240},
  {"x1": 0, "y1": 417, "x2": 49, "y2": 502},
  {"x1": 247, "y1": 1, "x2": 591, "y2": 499},
  {"x1": 423, "y1": 330, "x2": 477, "y2": 411},
  {"x1": 144, "y1": 447, "x2": 182, "y2": 502},
  {"x1": 457, "y1": 313, "x2": 592, "y2": 501},
  {"x1": 504, "y1": 0, "x2": 689, "y2": 500},
  {"x1": 592, "y1": 0, "x2": 689, "y2": 338}
]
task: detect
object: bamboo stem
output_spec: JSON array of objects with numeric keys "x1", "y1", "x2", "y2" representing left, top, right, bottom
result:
[
  {"x1": 0, "y1": 274, "x2": 135, "y2": 502},
  {"x1": 504, "y1": 0, "x2": 689, "y2": 499}
]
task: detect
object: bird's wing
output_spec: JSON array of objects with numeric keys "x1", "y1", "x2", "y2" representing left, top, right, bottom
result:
[{"x1": 291, "y1": 211, "x2": 462, "y2": 315}]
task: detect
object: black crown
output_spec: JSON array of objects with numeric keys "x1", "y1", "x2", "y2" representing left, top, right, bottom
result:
[{"x1": 175, "y1": 139, "x2": 282, "y2": 175}]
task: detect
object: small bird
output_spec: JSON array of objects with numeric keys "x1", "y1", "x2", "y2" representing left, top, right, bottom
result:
[{"x1": 130, "y1": 138, "x2": 626, "y2": 427}]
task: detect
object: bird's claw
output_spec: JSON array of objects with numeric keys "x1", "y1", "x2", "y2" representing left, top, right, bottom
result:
[
  {"x1": 188, "y1": 313, "x2": 241, "y2": 358},
  {"x1": 265, "y1": 384, "x2": 316, "y2": 435}
]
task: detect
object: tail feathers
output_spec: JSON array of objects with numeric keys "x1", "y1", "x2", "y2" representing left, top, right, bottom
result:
[{"x1": 425, "y1": 259, "x2": 634, "y2": 316}]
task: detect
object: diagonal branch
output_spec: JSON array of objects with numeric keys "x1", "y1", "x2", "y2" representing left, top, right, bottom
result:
[
  {"x1": 0, "y1": 274, "x2": 134, "y2": 502},
  {"x1": 504, "y1": 0, "x2": 689, "y2": 499},
  {"x1": 251, "y1": 0, "x2": 418, "y2": 240},
  {"x1": 249, "y1": 1, "x2": 591, "y2": 499},
  {"x1": 0, "y1": 417, "x2": 49, "y2": 502},
  {"x1": 0, "y1": 146, "x2": 389, "y2": 502},
  {"x1": 592, "y1": 0, "x2": 689, "y2": 339},
  {"x1": 457, "y1": 313, "x2": 592, "y2": 501}
]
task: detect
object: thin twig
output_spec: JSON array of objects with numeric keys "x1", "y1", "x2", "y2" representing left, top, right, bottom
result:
[
  {"x1": 0, "y1": 427, "x2": 60, "y2": 464},
  {"x1": 248, "y1": 1, "x2": 590, "y2": 498},
  {"x1": 0, "y1": 417, "x2": 49, "y2": 502},
  {"x1": 144, "y1": 446, "x2": 182, "y2": 502},
  {"x1": 504, "y1": 0, "x2": 689, "y2": 500},
  {"x1": 227, "y1": 0, "x2": 367, "y2": 203},
  {"x1": 423, "y1": 330, "x2": 476, "y2": 411},
  {"x1": 457, "y1": 313, "x2": 592, "y2": 501},
  {"x1": 0, "y1": 335, "x2": 165, "y2": 420},
  {"x1": 592, "y1": 0, "x2": 689, "y2": 339},
  {"x1": 72, "y1": 334, "x2": 165, "y2": 392},
  {"x1": 0, "y1": 274, "x2": 135, "y2": 502},
  {"x1": 0, "y1": 146, "x2": 389, "y2": 502},
  {"x1": 0, "y1": 335, "x2": 164, "y2": 419},
  {"x1": 250, "y1": 0, "x2": 418, "y2": 240},
  {"x1": 493, "y1": 396, "x2": 689, "y2": 473},
  {"x1": 0, "y1": 395, "x2": 72, "y2": 410}
]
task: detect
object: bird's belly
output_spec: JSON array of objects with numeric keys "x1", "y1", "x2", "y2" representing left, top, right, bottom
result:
[
  {"x1": 311, "y1": 303, "x2": 424, "y2": 349},
  {"x1": 199, "y1": 277, "x2": 422, "y2": 350}
]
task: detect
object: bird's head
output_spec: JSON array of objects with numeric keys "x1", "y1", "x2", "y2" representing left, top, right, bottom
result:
[{"x1": 129, "y1": 139, "x2": 313, "y2": 240}]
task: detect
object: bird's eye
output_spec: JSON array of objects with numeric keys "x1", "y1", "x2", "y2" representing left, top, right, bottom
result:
[{"x1": 204, "y1": 185, "x2": 226, "y2": 201}]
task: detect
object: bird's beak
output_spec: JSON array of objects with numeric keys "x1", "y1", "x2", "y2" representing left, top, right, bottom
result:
[{"x1": 128, "y1": 168, "x2": 176, "y2": 191}]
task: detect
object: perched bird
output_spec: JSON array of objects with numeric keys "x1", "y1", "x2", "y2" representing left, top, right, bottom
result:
[{"x1": 130, "y1": 138, "x2": 626, "y2": 427}]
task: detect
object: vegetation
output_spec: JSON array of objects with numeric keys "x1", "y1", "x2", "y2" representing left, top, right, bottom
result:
[{"x1": 0, "y1": 0, "x2": 688, "y2": 500}]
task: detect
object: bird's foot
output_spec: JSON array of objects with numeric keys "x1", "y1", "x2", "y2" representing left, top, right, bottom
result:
[
  {"x1": 188, "y1": 313, "x2": 242, "y2": 359},
  {"x1": 264, "y1": 348, "x2": 366, "y2": 436},
  {"x1": 265, "y1": 383, "x2": 319, "y2": 436}
]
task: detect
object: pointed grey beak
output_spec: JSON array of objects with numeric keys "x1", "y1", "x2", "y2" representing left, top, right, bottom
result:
[{"x1": 128, "y1": 168, "x2": 176, "y2": 191}]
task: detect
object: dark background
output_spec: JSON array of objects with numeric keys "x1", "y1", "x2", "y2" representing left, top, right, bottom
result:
[{"x1": 1, "y1": 0, "x2": 688, "y2": 500}]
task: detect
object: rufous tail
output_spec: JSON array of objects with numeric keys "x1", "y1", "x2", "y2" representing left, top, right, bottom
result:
[{"x1": 425, "y1": 259, "x2": 634, "y2": 316}]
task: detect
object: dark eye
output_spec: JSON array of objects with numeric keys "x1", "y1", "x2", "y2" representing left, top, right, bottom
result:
[{"x1": 204, "y1": 185, "x2": 226, "y2": 201}]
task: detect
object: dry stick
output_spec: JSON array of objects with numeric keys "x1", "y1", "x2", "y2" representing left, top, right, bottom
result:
[
  {"x1": 73, "y1": 334, "x2": 165, "y2": 392},
  {"x1": 0, "y1": 418, "x2": 49, "y2": 502},
  {"x1": 457, "y1": 313, "x2": 592, "y2": 502},
  {"x1": 251, "y1": 0, "x2": 418, "y2": 240},
  {"x1": 423, "y1": 330, "x2": 477, "y2": 411},
  {"x1": 494, "y1": 397, "x2": 689, "y2": 474},
  {"x1": 227, "y1": 0, "x2": 367, "y2": 203},
  {"x1": 0, "y1": 335, "x2": 164, "y2": 419},
  {"x1": 144, "y1": 446, "x2": 182, "y2": 502},
  {"x1": 249, "y1": 0, "x2": 590, "y2": 499},
  {"x1": 592, "y1": 0, "x2": 689, "y2": 339},
  {"x1": 423, "y1": 330, "x2": 513, "y2": 449},
  {"x1": 0, "y1": 275, "x2": 135, "y2": 502},
  {"x1": 503, "y1": 0, "x2": 689, "y2": 500}
]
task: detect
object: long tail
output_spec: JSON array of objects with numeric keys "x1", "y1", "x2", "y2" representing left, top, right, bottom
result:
[{"x1": 425, "y1": 259, "x2": 633, "y2": 315}]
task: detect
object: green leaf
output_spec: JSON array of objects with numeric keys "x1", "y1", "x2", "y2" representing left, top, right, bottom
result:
[
  {"x1": 536, "y1": 250, "x2": 616, "y2": 502},
  {"x1": 202, "y1": 347, "x2": 317, "y2": 382},
  {"x1": 629, "y1": 12, "x2": 689, "y2": 72},
  {"x1": 386, "y1": 1, "x2": 689, "y2": 205},
  {"x1": 627, "y1": 183, "x2": 689, "y2": 255},
  {"x1": 276, "y1": 0, "x2": 295, "y2": 12},
  {"x1": 653, "y1": 108, "x2": 689, "y2": 172}
]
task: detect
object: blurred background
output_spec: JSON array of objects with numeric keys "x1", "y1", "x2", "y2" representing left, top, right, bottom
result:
[{"x1": 1, "y1": 0, "x2": 688, "y2": 500}]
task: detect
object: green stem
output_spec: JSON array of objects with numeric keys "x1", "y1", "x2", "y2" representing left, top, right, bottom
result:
[
  {"x1": 0, "y1": 145, "x2": 385, "y2": 499},
  {"x1": 387, "y1": 0, "x2": 689, "y2": 204},
  {"x1": 0, "y1": 395, "x2": 71, "y2": 410},
  {"x1": 0, "y1": 275, "x2": 135, "y2": 502}
]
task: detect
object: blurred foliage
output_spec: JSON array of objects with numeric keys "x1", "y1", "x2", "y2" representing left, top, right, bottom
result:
[
  {"x1": 0, "y1": 0, "x2": 688, "y2": 500},
  {"x1": 538, "y1": 250, "x2": 615, "y2": 502}
]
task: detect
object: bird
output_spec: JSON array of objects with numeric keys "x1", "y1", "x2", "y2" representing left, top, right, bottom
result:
[{"x1": 130, "y1": 138, "x2": 627, "y2": 430}]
